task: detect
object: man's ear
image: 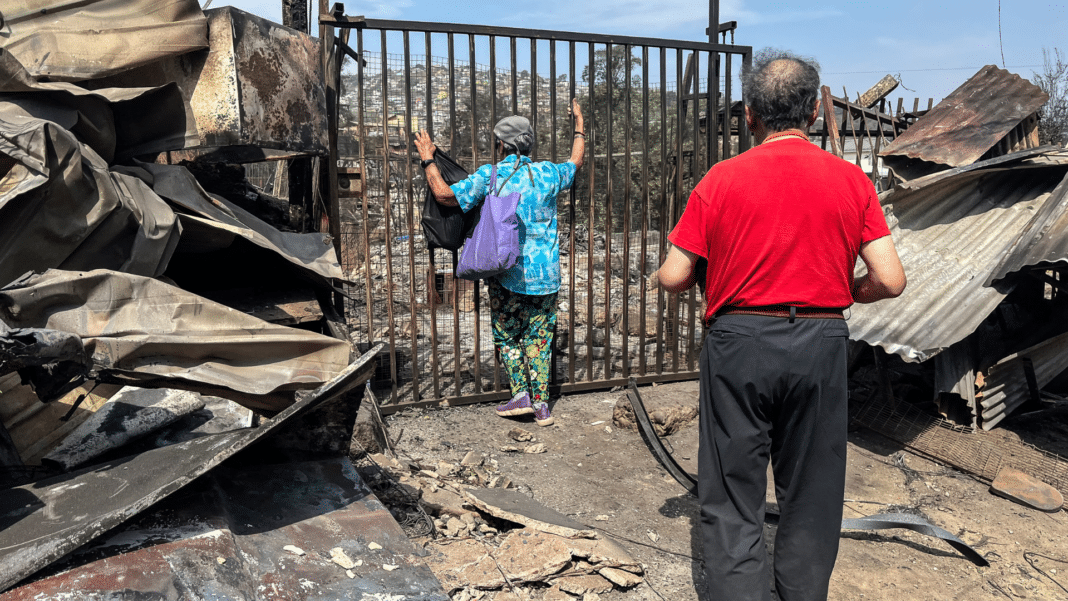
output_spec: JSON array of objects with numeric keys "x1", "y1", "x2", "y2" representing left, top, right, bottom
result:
[{"x1": 808, "y1": 99, "x2": 821, "y2": 127}]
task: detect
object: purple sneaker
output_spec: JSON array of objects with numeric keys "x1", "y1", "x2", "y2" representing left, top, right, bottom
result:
[
  {"x1": 496, "y1": 392, "x2": 534, "y2": 417},
  {"x1": 533, "y1": 402, "x2": 555, "y2": 427}
]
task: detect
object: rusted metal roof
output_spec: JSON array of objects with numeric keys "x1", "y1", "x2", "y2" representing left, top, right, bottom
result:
[
  {"x1": 847, "y1": 150, "x2": 1068, "y2": 363},
  {"x1": 0, "y1": 348, "x2": 379, "y2": 593},
  {"x1": 3, "y1": 456, "x2": 447, "y2": 600},
  {"x1": 879, "y1": 65, "x2": 1049, "y2": 167}
]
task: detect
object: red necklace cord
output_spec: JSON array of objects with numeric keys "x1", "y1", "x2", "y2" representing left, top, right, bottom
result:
[{"x1": 762, "y1": 129, "x2": 810, "y2": 144}]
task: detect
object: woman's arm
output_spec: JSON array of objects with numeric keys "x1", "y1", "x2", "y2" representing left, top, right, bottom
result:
[
  {"x1": 414, "y1": 130, "x2": 459, "y2": 207},
  {"x1": 569, "y1": 99, "x2": 585, "y2": 169}
]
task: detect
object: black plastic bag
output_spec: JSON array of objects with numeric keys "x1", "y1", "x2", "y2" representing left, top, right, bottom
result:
[{"x1": 421, "y1": 148, "x2": 481, "y2": 251}]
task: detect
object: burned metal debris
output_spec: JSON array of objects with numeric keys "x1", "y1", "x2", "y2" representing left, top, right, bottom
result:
[
  {"x1": 881, "y1": 65, "x2": 1048, "y2": 172},
  {"x1": 0, "y1": 348, "x2": 379, "y2": 593},
  {"x1": 0, "y1": 2, "x2": 406, "y2": 598},
  {"x1": 1, "y1": 0, "x2": 209, "y2": 82},
  {"x1": 834, "y1": 64, "x2": 1068, "y2": 434}
]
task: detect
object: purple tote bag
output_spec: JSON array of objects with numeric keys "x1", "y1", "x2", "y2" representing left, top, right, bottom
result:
[{"x1": 456, "y1": 165, "x2": 523, "y2": 281}]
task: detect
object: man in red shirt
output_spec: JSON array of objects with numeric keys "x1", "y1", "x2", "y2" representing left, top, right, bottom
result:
[{"x1": 652, "y1": 49, "x2": 905, "y2": 601}]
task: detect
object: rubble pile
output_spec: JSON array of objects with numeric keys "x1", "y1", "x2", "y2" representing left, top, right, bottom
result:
[{"x1": 362, "y1": 445, "x2": 647, "y2": 601}]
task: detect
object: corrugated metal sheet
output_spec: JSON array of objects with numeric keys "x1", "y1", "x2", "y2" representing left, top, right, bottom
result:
[
  {"x1": 3, "y1": 457, "x2": 447, "y2": 600},
  {"x1": 981, "y1": 331, "x2": 1068, "y2": 430},
  {"x1": 880, "y1": 65, "x2": 1049, "y2": 167},
  {"x1": 847, "y1": 151, "x2": 1068, "y2": 362},
  {"x1": 988, "y1": 151, "x2": 1068, "y2": 285}
]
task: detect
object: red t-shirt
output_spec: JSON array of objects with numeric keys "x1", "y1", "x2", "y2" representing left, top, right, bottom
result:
[{"x1": 668, "y1": 138, "x2": 891, "y2": 323}]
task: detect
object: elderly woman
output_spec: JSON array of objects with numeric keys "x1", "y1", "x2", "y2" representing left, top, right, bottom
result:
[{"x1": 414, "y1": 100, "x2": 584, "y2": 426}]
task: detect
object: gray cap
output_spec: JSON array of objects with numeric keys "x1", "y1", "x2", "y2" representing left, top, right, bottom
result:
[{"x1": 493, "y1": 115, "x2": 534, "y2": 154}]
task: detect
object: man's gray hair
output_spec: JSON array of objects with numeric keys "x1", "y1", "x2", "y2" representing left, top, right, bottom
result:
[{"x1": 741, "y1": 48, "x2": 821, "y2": 132}]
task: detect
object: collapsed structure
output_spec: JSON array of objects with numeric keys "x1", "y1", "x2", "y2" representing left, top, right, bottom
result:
[
  {"x1": 1, "y1": 0, "x2": 1068, "y2": 597},
  {"x1": 0, "y1": 2, "x2": 426, "y2": 597}
]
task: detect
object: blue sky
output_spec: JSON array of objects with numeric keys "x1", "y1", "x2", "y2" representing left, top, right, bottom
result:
[{"x1": 218, "y1": 0, "x2": 1066, "y2": 105}]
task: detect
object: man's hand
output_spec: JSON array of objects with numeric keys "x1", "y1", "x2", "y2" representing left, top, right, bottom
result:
[{"x1": 414, "y1": 130, "x2": 437, "y2": 161}]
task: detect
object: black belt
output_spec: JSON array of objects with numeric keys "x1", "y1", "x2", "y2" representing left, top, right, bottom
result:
[{"x1": 717, "y1": 305, "x2": 844, "y2": 323}]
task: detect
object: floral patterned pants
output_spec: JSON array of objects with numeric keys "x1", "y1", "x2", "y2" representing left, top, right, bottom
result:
[{"x1": 488, "y1": 279, "x2": 557, "y2": 404}]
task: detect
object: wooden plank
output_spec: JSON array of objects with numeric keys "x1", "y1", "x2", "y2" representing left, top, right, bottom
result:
[
  {"x1": 821, "y1": 86, "x2": 842, "y2": 158},
  {"x1": 857, "y1": 74, "x2": 899, "y2": 109},
  {"x1": 1, "y1": 373, "x2": 121, "y2": 465}
]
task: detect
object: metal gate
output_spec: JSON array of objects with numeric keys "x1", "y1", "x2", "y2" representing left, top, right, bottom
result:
[{"x1": 328, "y1": 14, "x2": 751, "y2": 411}]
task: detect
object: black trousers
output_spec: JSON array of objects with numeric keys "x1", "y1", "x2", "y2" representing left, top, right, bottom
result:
[{"x1": 697, "y1": 314, "x2": 849, "y2": 601}]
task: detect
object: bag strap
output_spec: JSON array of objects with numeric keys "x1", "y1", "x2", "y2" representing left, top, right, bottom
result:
[{"x1": 493, "y1": 160, "x2": 531, "y2": 195}]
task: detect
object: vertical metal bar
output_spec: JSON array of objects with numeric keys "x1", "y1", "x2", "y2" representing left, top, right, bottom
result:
[
  {"x1": 550, "y1": 43, "x2": 558, "y2": 163},
  {"x1": 603, "y1": 42, "x2": 614, "y2": 380},
  {"x1": 739, "y1": 50, "x2": 752, "y2": 152},
  {"x1": 672, "y1": 48, "x2": 683, "y2": 373},
  {"x1": 357, "y1": 30, "x2": 375, "y2": 348},
  {"x1": 469, "y1": 33, "x2": 482, "y2": 394},
  {"x1": 403, "y1": 31, "x2": 421, "y2": 401},
  {"x1": 490, "y1": 36, "x2": 499, "y2": 162},
  {"x1": 709, "y1": 0, "x2": 719, "y2": 47},
  {"x1": 638, "y1": 45, "x2": 650, "y2": 376},
  {"x1": 549, "y1": 40, "x2": 559, "y2": 392},
  {"x1": 511, "y1": 37, "x2": 518, "y2": 115},
  {"x1": 567, "y1": 41, "x2": 577, "y2": 386},
  {"x1": 655, "y1": 47, "x2": 667, "y2": 373},
  {"x1": 380, "y1": 30, "x2": 400, "y2": 401},
  {"x1": 585, "y1": 42, "x2": 596, "y2": 380},
  {"x1": 621, "y1": 43, "x2": 632, "y2": 380},
  {"x1": 448, "y1": 33, "x2": 461, "y2": 396},
  {"x1": 530, "y1": 39, "x2": 538, "y2": 157},
  {"x1": 425, "y1": 31, "x2": 441, "y2": 400},
  {"x1": 686, "y1": 51, "x2": 700, "y2": 372},
  {"x1": 722, "y1": 52, "x2": 732, "y2": 160},
  {"x1": 708, "y1": 51, "x2": 718, "y2": 166},
  {"x1": 448, "y1": 36, "x2": 456, "y2": 149},
  {"x1": 489, "y1": 35, "x2": 501, "y2": 393}
]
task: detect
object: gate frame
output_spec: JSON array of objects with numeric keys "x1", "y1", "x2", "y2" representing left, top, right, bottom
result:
[{"x1": 317, "y1": 2, "x2": 753, "y2": 413}]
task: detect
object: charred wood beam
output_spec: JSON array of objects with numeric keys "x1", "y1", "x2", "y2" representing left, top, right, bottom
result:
[
  {"x1": 282, "y1": 0, "x2": 309, "y2": 33},
  {"x1": 857, "y1": 75, "x2": 900, "y2": 109}
]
